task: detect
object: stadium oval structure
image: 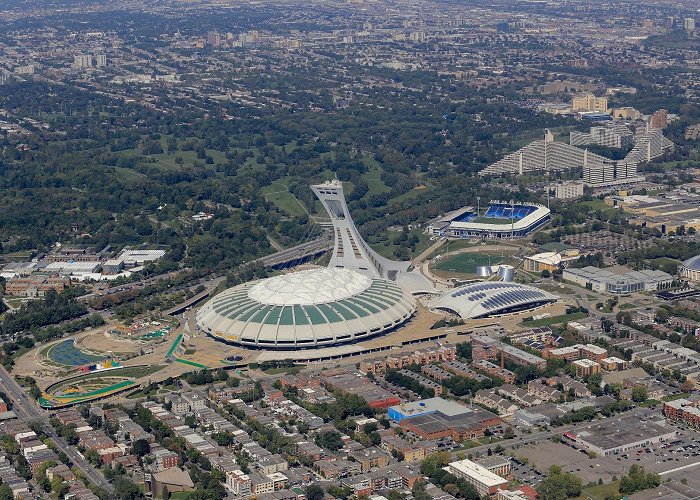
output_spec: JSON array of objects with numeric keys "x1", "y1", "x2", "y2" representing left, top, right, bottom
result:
[
  {"x1": 680, "y1": 255, "x2": 700, "y2": 282},
  {"x1": 196, "y1": 268, "x2": 416, "y2": 349},
  {"x1": 431, "y1": 282, "x2": 558, "y2": 319}
]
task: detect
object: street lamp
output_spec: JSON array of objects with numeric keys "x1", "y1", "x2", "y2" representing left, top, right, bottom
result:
[{"x1": 510, "y1": 199, "x2": 515, "y2": 239}]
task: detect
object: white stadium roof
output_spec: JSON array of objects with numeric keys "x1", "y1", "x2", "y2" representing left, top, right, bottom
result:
[{"x1": 431, "y1": 282, "x2": 558, "y2": 319}]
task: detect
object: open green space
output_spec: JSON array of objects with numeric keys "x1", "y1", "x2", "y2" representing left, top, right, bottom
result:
[
  {"x1": 175, "y1": 358, "x2": 208, "y2": 369},
  {"x1": 521, "y1": 311, "x2": 588, "y2": 327},
  {"x1": 434, "y1": 251, "x2": 510, "y2": 274},
  {"x1": 265, "y1": 190, "x2": 307, "y2": 216},
  {"x1": 578, "y1": 480, "x2": 620, "y2": 500}
]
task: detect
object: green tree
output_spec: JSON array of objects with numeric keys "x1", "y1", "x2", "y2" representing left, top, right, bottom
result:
[{"x1": 305, "y1": 484, "x2": 324, "y2": 500}]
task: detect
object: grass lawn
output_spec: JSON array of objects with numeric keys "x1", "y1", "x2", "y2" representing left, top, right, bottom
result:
[
  {"x1": 4, "y1": 297, "x2": 26, "y2": 308},
  {"x1": 265, "y1": 190, "x2": 307, "y2": 217},
  {"x1": 618, "y1": 303, "x2": 636, "y2": 310},
  {"x1": 434, "y1": 251, "x2": 511, "y2": 274},
  {"x1": 521, "y1": 311, "x2": 588, "y2": 327},
  {"x1": 578, "y1": 480, "x2": 620, "y2": 500}
]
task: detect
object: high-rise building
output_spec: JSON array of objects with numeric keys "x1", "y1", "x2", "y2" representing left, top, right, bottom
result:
[
  {"x1": 572, "y1": 93, "x2": 608, "y2": 113},
  {"x1": 94, "y1": 54, "x2": 107, "y2": 67},
  {"x1": 650, "y1": 109, "x2": 668, "y2": 129},
  {"x1": 207, "y1": 31, "x2": 222, "y2": 47},
  {"x1": 684, "y1": 18, "x2": 696, "y2": 31},
  {"x1": 73, "y1": 54, "x2": 92, "y2": 70}
]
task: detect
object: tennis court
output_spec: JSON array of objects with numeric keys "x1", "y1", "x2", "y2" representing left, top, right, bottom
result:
[{"x1": 47, "y1": 339, "x2": 105, "y2": 366}]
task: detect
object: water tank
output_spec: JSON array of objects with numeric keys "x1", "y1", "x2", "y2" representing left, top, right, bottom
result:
[
  {"x1": 498, "y1": 265, "x2": 515, "y2": 282},
  {"x1": 476, "y1": 265, "x2": 493, "y2": 277}
]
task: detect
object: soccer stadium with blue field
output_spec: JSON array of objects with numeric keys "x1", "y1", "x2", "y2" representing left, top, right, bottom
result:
[{"x1": 435, "y1": 201, "x2": 550, "y2": 239}]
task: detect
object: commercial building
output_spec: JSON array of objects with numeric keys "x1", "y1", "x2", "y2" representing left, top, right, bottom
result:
[
  {"x1": 566, "y1": 415, "x2": 676, "y2": 456},
  {"x1": 5, "y1": 275, "x2": 70, "y2": 298},
  {"x1": 680, "y1": 255, "x2": 700, "y2": 282},
  {"x1": 444, "y1": 459, "x2": 508, "y2": 496},
  {"x1": 388, "y1": 397, "x2": 500, "y2": 441},
  {"x1": 563, "y1": 266, "x2": 673, "y2": 293},
  {"x1": 523, "y1": 251, "x2": 579, "y2": 273},
  {"x1": 572, "y1": 93, "x2": 608, "y2": 113},
  {"x1": 685, "y1": 18, "x2": 696, "y2": 31}
]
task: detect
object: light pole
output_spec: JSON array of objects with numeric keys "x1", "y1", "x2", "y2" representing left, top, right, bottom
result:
[
  {"x1": 510, "y1": 199, "x2": 515, "y2": 239},
  {"x1": 477, "y1": 196, "x2": 481, "y2": 217}
]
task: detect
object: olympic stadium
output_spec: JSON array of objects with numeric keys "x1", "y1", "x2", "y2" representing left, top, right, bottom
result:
[
  {"x1": 196, "y1": 268, "x2": 415, "y2": 349},
  {"x1": 197, "y1": 181, "x2": 560, "y2": 351},
  {"x1": 430, "y1": 282, "x2": 558, "y2": 319},
  {"x1": 433, "y1": 201, "x2": 550, "y2": 239}
]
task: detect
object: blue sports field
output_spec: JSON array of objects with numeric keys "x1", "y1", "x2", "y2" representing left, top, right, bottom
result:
[{"x1": 47, "y1": 340, "x2": 104, "y2": 366}]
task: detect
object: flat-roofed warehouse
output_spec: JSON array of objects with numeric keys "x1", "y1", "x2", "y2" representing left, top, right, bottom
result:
[
  {"x1": 565, "y1": 414, "x2": 677, "y2": 456},
  {"x1": 389, "y1": 398, "x2": 500, "y2": 441}
]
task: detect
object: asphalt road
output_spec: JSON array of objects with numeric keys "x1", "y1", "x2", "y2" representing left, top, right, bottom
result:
[{"x1": 0, "y1": 364, "x2": 115, "y2": 494}]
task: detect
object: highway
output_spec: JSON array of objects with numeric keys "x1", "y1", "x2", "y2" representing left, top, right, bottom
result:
[
  {"x1": 255, "y1": 236, "x2": 332, "y2": 267},
  {"x1": 0, "y1": 365, "x2": 115, "y2": 494}
]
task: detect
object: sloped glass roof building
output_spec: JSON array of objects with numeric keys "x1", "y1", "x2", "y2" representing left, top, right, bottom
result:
[{"x1": 430, "y1": 282, "x2": 558, "y2": 319}]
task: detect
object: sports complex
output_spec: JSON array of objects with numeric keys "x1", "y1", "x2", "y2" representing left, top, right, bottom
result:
[
  {"x1": 196, "y1": 183, "x2": 560, "y2": 351},
  {"x1": 429, "y1": 201, "x2": 550, "y2": 239}
]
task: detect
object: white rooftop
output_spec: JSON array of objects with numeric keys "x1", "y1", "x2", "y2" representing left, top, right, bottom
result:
[
  {"x1": 248, "y1": 268, "x2": 372, "y2": 306},
  {"x1": 446, "y1": 459, "x2": 508, "y2": 487}
]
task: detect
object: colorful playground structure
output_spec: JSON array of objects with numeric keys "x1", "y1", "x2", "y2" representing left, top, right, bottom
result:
[{"x1": 77, "y1": 359, "x2": 122, "y2": 373}]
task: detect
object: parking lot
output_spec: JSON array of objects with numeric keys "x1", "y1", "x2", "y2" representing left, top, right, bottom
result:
[{"x1": 515, "y1": 425, "x2": 700, "y2": 485}]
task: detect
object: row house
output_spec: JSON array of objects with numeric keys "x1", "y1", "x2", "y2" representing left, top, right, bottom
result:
[
  {"x1": 497, "y1": 385, "x2": 541, "y2": 407},
  {"x1": 421, "y1": 364, "x2": 454, "y2": 382},
  {"x1": 527, "y1": 380, "x2": 563, "y2": 402},
  {"x1": 359, "y1": 345, "x2": 457, "y2": 375},
  {"x1": 474, "y1": 390, "x2": 519, "y2": 415},
  {"x1": 398, "y1": 369, "x2": 444, "y2": 395},
  {"x1": 473, "y1": 360, "x2": 516, "y2": 384},
  {"x1": 442, "y1": 361, "x2": 491, "y2": 383}
]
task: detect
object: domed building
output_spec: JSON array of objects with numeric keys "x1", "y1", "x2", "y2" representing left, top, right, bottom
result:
[
  {"x1": 196, "y1": 268, "x2": 416, "y2": 349},
  {"x1": 431, "y1": 282, "x2": 558, "y2": 319},
  {"x1": 680, "y1": 255, "x2": 700, "y2": 282}
]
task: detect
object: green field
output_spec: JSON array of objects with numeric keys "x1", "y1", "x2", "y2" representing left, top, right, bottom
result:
[
  {"x1": 434, "y1": 252, "x2": 508, "y2": 274},
  {"x1": 261, "y1": 180, "x2": 308, "y2": 216},
  {"x1": 521, "y1": 311, "x2": 588, "y2": 327},
  {"x1": 578, "y1": 480, "x2": 620, "y2": 500}
]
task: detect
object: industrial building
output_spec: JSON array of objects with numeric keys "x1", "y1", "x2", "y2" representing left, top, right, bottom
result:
[
  {"x1": 563, "y1": 266, "x2": 673, "y2": 293},
  {"x1": 388, "y1": 398, "x2": 500, "y2": 441},
  {"x1": 565, "y1": 415, "x2": 676, "y2": 456}
]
